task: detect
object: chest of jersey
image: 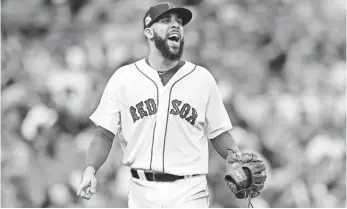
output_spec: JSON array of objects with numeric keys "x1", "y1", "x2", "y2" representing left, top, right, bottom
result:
[{"x1": 122, "y1": 62, "x2": 208, "y2": 128}]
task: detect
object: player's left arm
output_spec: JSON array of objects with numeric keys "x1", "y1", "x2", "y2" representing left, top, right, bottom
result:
[
  {"x1": 204, "y1": 74, "x2": 267, "y2": 202},
  {"x1": 211, "y1": 129, "x2": 240, "y2": 159},
  {"x1": 204, "y1": 73, "x2": 240, "y2": 159}
]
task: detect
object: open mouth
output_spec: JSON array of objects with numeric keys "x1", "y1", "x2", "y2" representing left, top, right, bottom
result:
[{"x1": 167, "y1": 33, "x2": 180, "y2": 43}]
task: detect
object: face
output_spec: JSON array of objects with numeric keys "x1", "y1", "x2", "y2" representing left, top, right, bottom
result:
[{"x1": 149, "y1": 13, "x2": 184, "y2": 61}]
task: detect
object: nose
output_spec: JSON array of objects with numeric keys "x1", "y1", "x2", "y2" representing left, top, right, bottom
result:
[{"x1": 170, "y1": 20, "x2": 180, "y2": 29}]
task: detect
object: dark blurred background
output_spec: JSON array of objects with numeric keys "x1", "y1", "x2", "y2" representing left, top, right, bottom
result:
[{"x1": 1, "y1": 0, "x2": 346, "y2": 207}]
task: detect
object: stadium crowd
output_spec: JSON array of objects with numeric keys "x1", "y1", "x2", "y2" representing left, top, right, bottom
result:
[{"x1": 1, "y1": 0, "x2": 346, "y2": 207}]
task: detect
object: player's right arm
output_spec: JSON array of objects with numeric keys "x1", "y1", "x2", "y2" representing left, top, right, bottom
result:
[
  {"x1": 77, "y1": 126, "x2": 115, "y2": 199},
  {"x1": 77, "y1": 72, "x2": 122, "y2": 200}
]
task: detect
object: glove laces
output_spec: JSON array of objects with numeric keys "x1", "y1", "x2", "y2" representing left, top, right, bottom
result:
[
  {"x1": 236, "y1": 189, "x2": 254, "y2": 208},
  {"x1": 243, "y1": 191, "x2": 254, "y2": 208}
]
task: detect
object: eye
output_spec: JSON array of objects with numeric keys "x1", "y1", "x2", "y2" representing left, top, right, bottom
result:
[
  {"x1": 161, "y1": 17, "x2": 170, "y2": 23},
  {"x1": 177, "y1": 19, "x2": 183, "y2": 25}
]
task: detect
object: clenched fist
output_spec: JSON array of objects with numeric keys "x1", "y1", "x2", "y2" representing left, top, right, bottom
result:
[{"x1": 77, "y1": 166, "x2": 97, "y2": 200}]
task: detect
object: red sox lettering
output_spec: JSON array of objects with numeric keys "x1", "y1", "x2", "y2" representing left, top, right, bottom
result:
[
  {"x1": 170, "y1": 99, "x2": 197, "y2": 125},
  {"x1": 130, "y1": 98, "x2": 157, "y2": 122},
  {"x1": 130, "y1": 98, "x2": 198, "y2": 125}
]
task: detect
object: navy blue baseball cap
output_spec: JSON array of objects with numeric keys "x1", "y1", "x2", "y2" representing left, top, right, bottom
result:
[{"x1": 143, "y1": 2, "x2": 192, "y2": 29}]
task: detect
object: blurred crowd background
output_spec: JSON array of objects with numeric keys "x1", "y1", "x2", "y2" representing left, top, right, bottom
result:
[{"x1": 1, "y1": 0, "x2": 346, "y2": 207}]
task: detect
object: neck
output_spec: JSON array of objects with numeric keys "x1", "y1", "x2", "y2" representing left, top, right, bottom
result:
[{"x1": 148, "y1": 49, "x2": 180, "y2": 72}]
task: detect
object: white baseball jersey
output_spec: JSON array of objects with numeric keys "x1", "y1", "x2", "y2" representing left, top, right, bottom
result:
[{"x1": 90, "y1": 58, "x2": 233, "y2": 176}]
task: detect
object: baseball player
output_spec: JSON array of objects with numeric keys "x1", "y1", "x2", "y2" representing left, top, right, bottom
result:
[{"x1": 77, "y1": 2, "x2": 267, "y2": 208}]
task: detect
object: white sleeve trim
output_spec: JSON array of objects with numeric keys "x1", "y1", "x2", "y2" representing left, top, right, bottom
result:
[
  {"x1": 207, "y1": 124, "x2": 233, "y2": 140},
  {"x1": 89, "y1": 112, "x2": 121, "y2": 135}
]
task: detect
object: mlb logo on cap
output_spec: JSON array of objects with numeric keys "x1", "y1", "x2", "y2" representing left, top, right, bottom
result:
[
  {"x1": 143, "y1": 2, "x2": 192, "y2": 29},
  {"x1": 145, "y1": 15, "x2": 152, "y2": 26}
]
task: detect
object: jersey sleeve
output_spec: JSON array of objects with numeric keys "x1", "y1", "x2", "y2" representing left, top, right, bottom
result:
[
  {"x1": 89, "y1": 75, "x2": 121, "y2": 135},
  {"x1": 205, "y1": 78, "x2": 233, "y2": 139}
]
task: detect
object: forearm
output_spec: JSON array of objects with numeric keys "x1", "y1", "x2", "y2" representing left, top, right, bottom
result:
[
  {"x1": 211, "y1": 130, "x2": 240, "y2": 159},
  {"x1": 85, "y1": 126, "x2": 115, "y2": 173}
]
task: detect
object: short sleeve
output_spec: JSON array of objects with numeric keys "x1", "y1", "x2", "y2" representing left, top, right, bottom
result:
[
  {"x1": 205, "y1": 79, "x2": 233, "y2": 139},
  {"x1": 89, "y1": 76, "x2": 121, "y2": 135}
]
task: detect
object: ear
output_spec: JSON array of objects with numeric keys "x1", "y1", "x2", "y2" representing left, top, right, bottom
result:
[{"x1": 144, "y1": 28, "x2": 154, "y2": 39}]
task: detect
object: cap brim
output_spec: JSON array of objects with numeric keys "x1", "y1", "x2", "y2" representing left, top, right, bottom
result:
[{"x1": 154, "y1": 7, "x2": 193, "y2": 26}]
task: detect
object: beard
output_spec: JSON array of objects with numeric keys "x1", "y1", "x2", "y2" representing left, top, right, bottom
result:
[{"x1": 152, "y1": 31, "x2": 184, "y2": 61}]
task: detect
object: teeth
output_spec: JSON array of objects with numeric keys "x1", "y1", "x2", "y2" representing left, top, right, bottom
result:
[{"x1": 169, "y1": 33, "x2": 180, "y2": 39}]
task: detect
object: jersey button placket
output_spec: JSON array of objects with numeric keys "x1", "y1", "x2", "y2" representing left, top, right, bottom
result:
[{"x1": 152, "y1": 84, "x2": 171, "y2": 172}]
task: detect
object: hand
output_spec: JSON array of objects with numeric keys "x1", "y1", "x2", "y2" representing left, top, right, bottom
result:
[
  {"x1": 77, "y1": 166, "x2": 97, "y2": 200},
  {"x1": 227, "y1": 148, "x2": 241, "y2": 160}
]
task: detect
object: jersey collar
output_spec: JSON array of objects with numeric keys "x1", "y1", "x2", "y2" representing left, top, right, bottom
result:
[{"x1": 136, "y1": 58, "x2": 195, "y2": 88}]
